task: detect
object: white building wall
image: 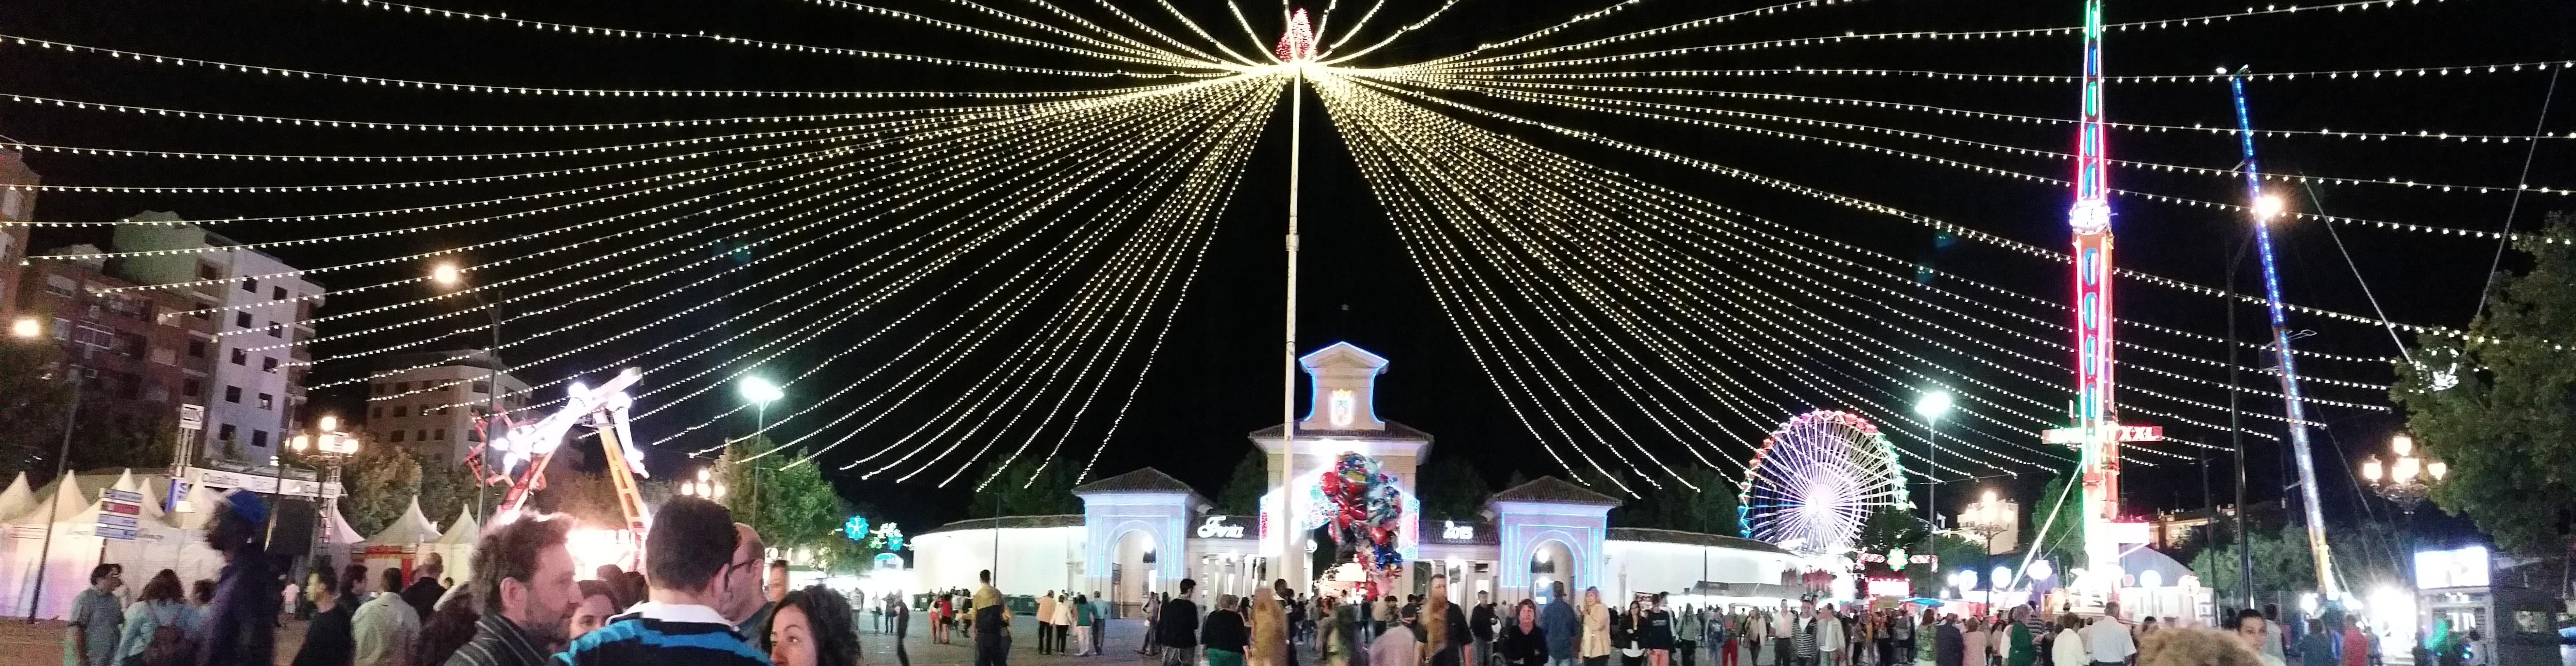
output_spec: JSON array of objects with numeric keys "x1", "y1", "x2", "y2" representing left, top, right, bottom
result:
[
  {"x1": 1600, "y1": 539, "x2": 1800, "y2": 604},
  {"x1": 909, "y1": 526, "x2": 1087, "y2": 595},
  {"x1": 365, "y1": 359, "x2": 530, "y2": 464},
  {"x1": 114, "y1": 219, "x2": 323, "y2": 465}
]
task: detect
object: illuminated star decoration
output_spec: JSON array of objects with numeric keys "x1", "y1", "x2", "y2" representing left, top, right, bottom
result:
[
  {"x1": 866, "y1": 522, "x2": 905, "y2": 550},
  {"x1": 842, "y1": 514, "x2": 871, "y2": 542},
  {"x1": 1276, "y1": 9, "x2": 1316, "y2": 62}
]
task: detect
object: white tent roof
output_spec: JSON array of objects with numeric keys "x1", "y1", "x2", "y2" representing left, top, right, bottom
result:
[
  {"x1": 432, "y1": 506, "x2": 480, "y2": 546},
  {"x1": 107, "y1": 469, "x2": 136, "y2": 493},
  {"x1": 170, "y1": 484, "x2": 226, "y2": 529},
  {"x1": 320, "y1": 500, "x2": 365, "y2": 545},
  {"x1": 0, "y1": 473, "x2": 33, "y2": 521},
  {"x1": 136, "y1": 480, "x2": 166, "y2": 521},
  {"x1": 364, "y1": 497, "x2": 442, "y2": 545},
  {"x1": 7, "y1": 474, "x2": 88, "y2": 524}
]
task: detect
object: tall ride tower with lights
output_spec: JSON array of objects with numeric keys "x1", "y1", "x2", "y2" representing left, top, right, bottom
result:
[{"x1": 2045, "y1": 0, "x2": 2160, "y2": 594}]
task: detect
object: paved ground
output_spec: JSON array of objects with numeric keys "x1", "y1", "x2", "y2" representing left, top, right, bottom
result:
[{"x1": 0, "y1": 613, "x2": 1165, "y2": 666}]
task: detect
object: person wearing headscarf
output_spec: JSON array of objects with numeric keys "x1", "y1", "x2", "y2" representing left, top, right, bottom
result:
[{"x1": 1251, "y1": 583, "x2": 1290, "y2": 666}]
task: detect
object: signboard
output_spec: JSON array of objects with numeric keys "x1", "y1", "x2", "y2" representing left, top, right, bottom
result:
[
  {"x1": 177, "y1": 404, "x2": 205, "y2": 431},
  {"x1": 1422, "y1": 518, "x2": 1492, "y2": 544},
  {"x1": 2041, "y1": 424, "x2": 2163, "y2": 444},
  {"x1": 184, "y1": 466, "x2": 341, "y2": 498},
  {"x1": 1865, "y1": 577, "x2": 1912, "y2": 598},
  {"x1": 1195, "y1": 515, "x2": 1253, "y2": 539},
  {"x1": 98, "y1": 488, "x2": 142, "y2": 540},
  {"x1": 2413, "y1": 546, "x2": 2490, "y2": 589}
]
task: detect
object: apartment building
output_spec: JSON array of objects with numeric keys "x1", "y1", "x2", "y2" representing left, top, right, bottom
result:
[
  {"x1": 9, "y1": 249, "x2": 221, "y2": 440},
  {"x1": 111, "y1": 215, "x2": 324, "y2": 465},
  {"x1": 366, "y1": 348, "x2": 530, "y2": 465},
  {"x1": 0, "y1": 145, "x2": 38, "y2": 323}
]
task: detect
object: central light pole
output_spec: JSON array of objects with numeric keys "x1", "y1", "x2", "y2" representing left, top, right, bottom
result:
[
  {"x1": 1913, "y1": 391, "x2": 1953, "y2": 528},
  {"x1": 431, "y1": 262, "x2": 507, "y2": 523},
  {"x1": 738, "y1": 377, "x2": 783, "y2": 520}
]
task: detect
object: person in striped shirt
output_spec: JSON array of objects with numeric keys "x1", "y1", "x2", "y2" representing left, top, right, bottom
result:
[{"x1": 555, "y1": 497, "x2": 772, "y2": 666}]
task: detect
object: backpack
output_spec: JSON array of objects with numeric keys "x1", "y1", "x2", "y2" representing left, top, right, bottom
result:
[{"x1": 125, "y1": 603, "x2": 192, "y2": 666}]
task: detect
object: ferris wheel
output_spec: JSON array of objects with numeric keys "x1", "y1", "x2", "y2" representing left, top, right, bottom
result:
[{"x1": 1737, "y1": 410, "x2": 1909, "y2": 556}]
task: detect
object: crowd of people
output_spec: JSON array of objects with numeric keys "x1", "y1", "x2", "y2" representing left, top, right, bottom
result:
[{"x1": 57, "y1": 492, "x2": 867, "y2": 666}]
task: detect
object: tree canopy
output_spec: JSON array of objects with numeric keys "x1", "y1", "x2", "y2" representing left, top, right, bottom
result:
[
  {"x1": 1214, "y1": 450, "x2": 1267, "y2": 515},
  {"x1": 722, "y1": 435, "x2": 850, "y2": 554},
  {"x1": 1417, "y1": 456, "x2": 1490, "y2": 519},
  {"x1": 2391, "y1": 213, "x2": 2576, "y2": 554},
  {"x1": 2030, "y1": 471, "x2": 2088, "y2": 562},
  {"x1": 1606, "y1": 466, "x2": 1740, "y2": 536},
  {"x1": 968, "y1": 456, "x2": 1081, "y2": 517}
]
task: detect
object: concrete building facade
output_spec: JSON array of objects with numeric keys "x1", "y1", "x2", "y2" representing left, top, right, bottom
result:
[
  {"x1": 364, "y1": 348, "x2": 531, "y2": 464},
  {"x1": 112, "y1": 216, "x2": 324, "y2": 465}
]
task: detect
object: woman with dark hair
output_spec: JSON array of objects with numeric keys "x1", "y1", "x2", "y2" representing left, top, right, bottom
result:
[
  {"x1": 768, "y1": 585, "x2": 862, "y2": 666},
  {"x1": 117, "y1": 569, "x2": 198, "y2": 666},
  {"x1": 410, "y1": 588, "x2": 479, "y2": 666},
  {"x1": 568, "y1": 580, "x2": 620, "y2": 643}
]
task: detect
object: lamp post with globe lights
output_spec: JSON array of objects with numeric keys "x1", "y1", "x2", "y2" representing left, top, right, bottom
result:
[
  {"x1": 2361, "y1": 433, "x2": 2444, "y2": 589},
  {"x1": 430, "y1": 261, "x2": 510, "y2": 522},
  {"x1": 287, "y1": 416, "x2": 360, "y2": 563},
  {"x1": 678, "y1": 468, "x2": 728, "y2": 501},
  {"x1": 1913, "y1": 391, "x2": 1953, "y2": 527}
]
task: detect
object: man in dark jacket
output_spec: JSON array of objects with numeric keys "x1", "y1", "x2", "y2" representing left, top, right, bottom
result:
[
  {"x1": 1157, "y1": 579, "x2": 1202, "y2": 666},
  {"x1": 1540, "y1": 583, "x2": 1578, "y2": 666},
  {"x1": 400, "y1": 556, "x2": 446, "y2": 624},
  {"x1": 292, "y1": 571, "x2": 355, "y2": 666},
  {"x1": 1933, "y1": 618, "x2": 1964, "y2": 666},
  {"x1": 975, "y1": 599, "x2": 1013, "y2": 666},
  {"x1": 1470, "y1": 593, "x2": 1497, "y2": 666},
  {"x1": 201, "y1": 490, "x2": 279, "y2": 666}
]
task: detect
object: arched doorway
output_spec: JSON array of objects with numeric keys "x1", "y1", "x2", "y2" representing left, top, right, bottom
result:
[
  {"x1": 1112, "y1": 529, "x2": 1157, "y2": 617},
  {"x1": 1530, "y1": 540, "x2": 1575, "y2": 603}
]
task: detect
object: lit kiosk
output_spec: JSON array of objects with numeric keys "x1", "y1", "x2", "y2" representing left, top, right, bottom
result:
[
  {"x1": 1252, "y1": 342, "x2": 1432, "y2": 592},
  {"x1": 2413, "y1": 545, "x2": 2560, "y2": 666}
]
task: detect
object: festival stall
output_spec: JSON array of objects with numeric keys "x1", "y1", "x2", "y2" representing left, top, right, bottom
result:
[
  {"x1": 0, "y1": 473, "x2": 35, "y2": 523},
  {"x1": 427, "y1": 506, "x2": 481, "y2": 584},
  {"x1": 315, "y1": 499, "x2": 366, "y2": 572},
  {"x1": 0, "y1": 474, "x2": 107, "y2": 619},
  {"x1": 360, "y1": 497, "x2": 443, "y2": 584}
]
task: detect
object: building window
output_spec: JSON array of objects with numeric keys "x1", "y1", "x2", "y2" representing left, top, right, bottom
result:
[
  {"x1": 471, "y1": 380, "x2": 491, "y2": 394},
  {"x1": 271, "y1": 286, "x2": 286, "y2": 301},
  {"x1": 266, "y1": 322, "x2": 282, "y2": 338},
  {"x1": 257, "y1": 393, "x2": 272, "y2": 410},
  {"x1": 216, "y1": 424, "x2": 236, "y2": 442},
  {"x1": 242, "y1": 278, "x2": 257, "y2": 293},
  {"x1": 198, "y1": 263, "x2": 220, "y2": 280},
  {"x1": 467, "y1": 429, "x2": 483, "y2": 443},
  {"x1": 182, "y1": 379, "x2": 201, "y2": 397},
  {"x1": 262, "y1": 357, "x2": 278, "y2": 373},
  {"x1": 230, "y1": 348, "x2": 247, "y2": 365},
  {"x1": 187, "y1": 340, "x2": 206, "y2": 358},
  {"x1": 224, "y1": 386, "x2": 242, "y2": 403},
  {"x1": 394, "y1": 405, "x2": 408, "y2": 418},
  {"x1": 415, "y1": 429, "x2": 427, "y2": 442},
  {"x1": 370, "y1": 406, "x2": 382, "y2": 419},
  {"x1": 250, "y1": 430, "x2": 268, "y2": 449},
  {"x1": 234, "y1": 312, "x2": 252, "y2": 328},
  {"x1": 433, "y1": 429, "x2": 447, "y2": 441},
  {"x1": 390, "y1": 430, "x2": 406, "y2": 443},
  {"x1": 394, "y1": 381, "x2": 411, "y2": 393},
  {"x1": 372, "y1": 383, "x2": 388, "y2": 396},
  {"x1": 192, "y1": 308, "x2": 210, "y2": 321}
]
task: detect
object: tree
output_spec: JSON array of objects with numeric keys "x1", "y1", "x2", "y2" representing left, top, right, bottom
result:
[
  {"x1": 0, "y1": 344, "x2": 72, "y2": 480},
  {"x1": 2030, "y1": 471, "x2": 2088, "y2": 561},
  {"x1": 1214, "y1": 450, "x2": 1267, "y2": 515},
  {"x1": 968, "y1": 456, "x2": 1080, "y2": 518},
  {"x1": 1857, "y1": 506, "x2": 1928, "y2": 554},
  {"x1": 720, "y1": 436, "x2": 849, "y2": 554},
  {"x1": 2188, "y1": 523, "x2": 2399, "y2": 598},
  {"x1": 1417, "y1": 456, "x2": 1489, "y2": 520},
  {"x1": 2391, "y1": 213, "x2": 2576, "y2": 554},
  {"x1": 1606, "y1": 466, "x2": 1741, "y2": 536},
  {"x1": 339, "y1": 444, "x2": 423, "y2": 536}
]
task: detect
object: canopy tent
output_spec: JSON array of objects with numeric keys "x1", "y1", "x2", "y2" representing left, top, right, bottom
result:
[
  {"x1": 0, "y1": 473, "x2": 32, "y2": 521},
  {"x1": 429, "y1": 505, "x2": 482, "y2": 584},
  {"x1": 168, "y1": 484, "x2": 225, "y2": 530},
  {"x1": 361, "y1": 497, "x2": 444, "y2": 585}
]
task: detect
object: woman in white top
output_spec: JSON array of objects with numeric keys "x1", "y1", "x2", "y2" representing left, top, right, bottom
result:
[
  {"x1": 1986, "y1": 618, "x2": 2009, "y2": 666},
  {"x1": 2049, "y1": 615, "x2": 2090, "y2": 666}
]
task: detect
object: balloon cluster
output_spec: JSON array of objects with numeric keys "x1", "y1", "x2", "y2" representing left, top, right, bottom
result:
[{"x1": 1318, "y1": 452, "x2": 1405, "y2": 571}]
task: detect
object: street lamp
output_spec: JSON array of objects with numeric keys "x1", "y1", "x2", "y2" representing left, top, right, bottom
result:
[
  {"x1": 678, "y1": 468, "x2": 727, "y2": 500},
  {"x1": 431, "y1": 261, "x2": 508, "y2": 523},
  {"x1": 2360, "y1": 433, "x2": 2442, "y2": 510},
  {"x1": 12, "y1": 316, "x2": 83, "y2": 622},
  {"x1": 288, "y1": 418, "x2": 361, "y2": 564},
  {"x1": 10, "y1": 316, "x2": 40, "y2": 339},
  {"x1": 1913, "y1": 391, "x2": 1953, "y2": 527},
  {"x1": 737, "y1": 377, "x2": 782, "y2": 517}
]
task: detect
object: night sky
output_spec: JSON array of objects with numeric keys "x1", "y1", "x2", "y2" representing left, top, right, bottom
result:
[{"x1": 4, "y1": 0, "x2": 2566, "y2": 542}]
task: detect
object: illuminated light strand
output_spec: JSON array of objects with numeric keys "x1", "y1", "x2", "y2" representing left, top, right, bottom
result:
[
  {"x1": 1439, "y1": 59, "x2": 2576, "y2": 84},
  {"x1": 1321, "y1": 80, "x2": 1637, "y2": 490},
  {"x1": 1315, "y1": 0, "x2": 1465, "y2": 65},
  {"x1": 1319, "y1": 93, "x2": 1598, "y2": 488},
  {"x1": 1329, "y1": 74, "x2": 2050, "y2": 482},
  {"x1": 781, "y1": 81, "x2": 1275, "y2": 477},
  {"x1": 1330, "y1": 78, "x2": 2063, "y2": 473},
  {"x1": 10, "y1": 131, "x2": 915, "y2": 195},
  {"x1": 1151, "y1": 0, "x2": 1266, "y2": 66},
  {"x1": 0, "y1": 118, "x2": 1080, "y2": 165},
  {"x1": 352, "y1": 80, "x2": 1264, "y2": 404},
  {"x1": 1425, "y1": 0, "x2": 2435, "y2": 70},
  {"x1": 938, "y1": 0, "x2": 1213, "y2": 65},
  {"x1": 418, "y1": 79, "x2": 1273, "y2": 417},
  {"x1": 1407, "y1": 77, "x2": 2574, "y2": 143},
  {"x1": 1320, "y1": 0, "x2": 1388, "y2": 49},
  {"x1": 1416, "y1": 0, "x2": 1843, "y2": 67},
  {"x1": 1374, "y1": 75, "x2": 2576, "y2": 230},
  {"x1": 1080, "y1": 0, "x2": 1244, "y2": 67},
  {"x1": 328, "y1": 0, "x2": 1168, "y2": 78},
  {"x1": 789, "y1": 0, "x2": 1220, "y2": 68},
  {"x1": 10, "y1": 99, "x2": 1177, "y2": 229},
  {"x1": 671, "y1": 88, "x2": 1270, "y2": 483},
  {"x1": 1228, "y1": 0, "x2": 1281, "y2": 64},
  {"x1": 1343, "y1": 76, "x2": 2520, "y2": 348},
  {"x1": 0, "y1": 90, "x2": 1042, "y2": 134},
  {"x1": 0, "y1": 34, "x2": 1206, "y2": 97}
]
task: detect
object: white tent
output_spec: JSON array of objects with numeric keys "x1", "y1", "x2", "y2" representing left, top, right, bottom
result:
[
  {"x1": 0, "y1": 474, "x2": 100, "y2": 619},
  {"x1": 0, "y1": 473, "x2": 33, "y2": 521},
  {"x1": 313, "y1": 498, "x2": 366, "y2": 573},
  {"x1": 360, "y1": 498, "x2": 443, "y2": 584},
  {"x1": 429, "y1": 505, "x2": 482, "y2": 584}
]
